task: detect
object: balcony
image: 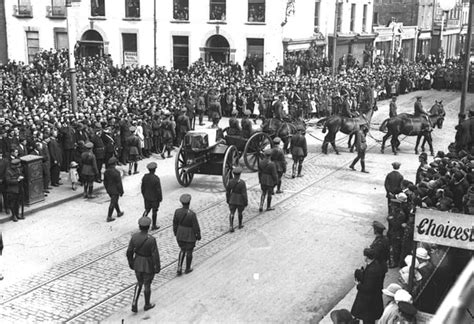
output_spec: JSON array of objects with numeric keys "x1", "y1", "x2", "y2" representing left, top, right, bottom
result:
[
  {"x1": 46, "y1": 6, "x2": 66, "y2": 19},
  {"x1": 13, "y1": 5, "x2": 33, "y2": 18}
]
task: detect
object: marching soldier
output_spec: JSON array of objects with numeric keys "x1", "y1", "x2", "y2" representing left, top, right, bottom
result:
[
  {"x1": 125, "y1": 126, "x2": 140, "y2": 175},
  {"x1": 141, "y1": 162, "x2": 162, "y2": 231},
  {"x1": 81, "y1": 142, "x2": 98, "y2": 199},
  {"x1": 196, "y1": 91, "x2": 206, "y2": 126},
  {"x1": 290, "y1": 126, "x2": 307, "y2": 178},
  {"x1": 176, "y1": 108, "x2": 191, "y2": 145},
  {"x1": 208, "y1": 88, "x2": 222, "y2": 128},
  {"x1": 5, "y1": 159, "x2": 24, "y2": 222},
  {"x1": 258, "y1": 150, "x2": 278, "y2": 212},
  {"x1": 160, "y1": 112, "x2": 175, "y2": 159},
  {"x1": 271, "y1": 137, "x2": 287, "y2": 193},
  {"x1": 226, "y1": 166, "x2": 248, "y2": 232},
  {"x1": 349, "y1": 125, "x2": 369, "y2": 173},
  {"x1": 103, "y1": 157, "x2": 124, "y2": 222},
  {"x1": 241, "y1": 110, "x2": 253, "y2": 139},
  {"x1": 173, "y1": 194, "x2": 201, "y2": 275},
  {"x1": 127, "y1": 216, "x2": 161, "y2": 313}
]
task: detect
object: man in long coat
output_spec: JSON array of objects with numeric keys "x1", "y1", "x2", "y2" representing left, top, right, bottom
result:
[{"x1": 48, "y1": 131, "x2": 63, "y2": 187}]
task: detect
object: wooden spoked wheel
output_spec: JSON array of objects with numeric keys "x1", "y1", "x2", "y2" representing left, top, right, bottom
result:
[
  {"x1": 175, "y1": 146, "x2": 194, "y2": 187},
  {"x1": 222, "y1": 145, "x2": 239, "y2": 188},
  {"x1": 243, "y1": 132, "x2": 273, "y2": 172}
]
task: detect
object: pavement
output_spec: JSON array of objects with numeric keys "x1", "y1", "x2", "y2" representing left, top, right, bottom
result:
[{"x1": 0, "y1": 89, "x2": 467, "y2": 323}]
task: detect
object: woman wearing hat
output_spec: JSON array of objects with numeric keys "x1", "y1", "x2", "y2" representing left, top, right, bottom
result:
[{"x1": 378, "y1": 283, "x2": 402, "y2": 324}]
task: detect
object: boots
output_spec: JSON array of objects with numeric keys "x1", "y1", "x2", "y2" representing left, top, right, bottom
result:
[
  {"x1": 106, "y1": 207, "x2": 115, "y2": 222},
  {"x1": 88, "y1": 184, "x2": 96, "y2": 199},
  {"x1": 229, "y1": 213, "x2": 234, "y2": 232},
  {"x1": 83, "y1": 183, "x2": 89, "y2": 198},
  {"x1": 259, "y1": 194, "x2": 265, "y2": 212},
  {"x1": 238, "y1": 214, "x2": 244, "y2": 229},
  {"x1": 185, "y1": 252, "x2": 193, "y2": 274},
  {"x1": 361, "y1": 161, "x2": 369, "y2": 173},
  {"x1": 292, "y1": 164, "x2": 296, "y2": 178},
  {"x1": 331, "y1": 141, "x2": 340, "y2": 155},
  {"x1": 297, "y1": 165, "x2": 303, "y2": 177},
  {"x1": 144, "y1": 288, "x2": 155, "y2": 311},
  {"x1": 131, "y1": 283, "x2": 142, "y2": 313},
  {"x1": 133, "y1": 163, "x2": 139, "y2": 174},
  {"x1": 266, "y1": 196, "x2": 274, "y2": 211},
  {"x1": 177, "y1": 251, "x2": 185, "y2": 276},
  {"x1": 322, "y1": 141, "x2": 328, "y2": 154}
]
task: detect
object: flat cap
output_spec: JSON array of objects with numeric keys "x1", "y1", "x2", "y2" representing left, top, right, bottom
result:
[
  {"x1": 180, "y1": 193, "x2": 191, "y2": 204},
  {"x1": 129, "y1": 126, "x2": 137, "y2": 132},
  {"x1": 273, "y1": 137, "x2": 281, "y2": 144},
  {"x1": 392, "y1": 162, "x2": 401, "y2": 169},
  {"x1": 108, "y1": 157, "x2": 118, "y2": 165},
  {"x1": 372, "y1": 220, "x2": 386, "y2": 231},
  {"x1": 85, "y1": 142, "x2": 94, "y2": 149},
  {"x1": 138, "y1": 216, "x2": 151, "y2": 227},
  {"x1": 147, "y1": 162, "x2": 157, "y2": 170},
  {"x1": 232, "y1": 166, "x2": 243, "y2": 174},
  {"x1": 11, "y1": 159, "x2": 21, "y2": 165}
]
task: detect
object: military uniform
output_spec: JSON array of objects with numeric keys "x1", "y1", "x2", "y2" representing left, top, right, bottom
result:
[
  {"x1": 226, "y1": 167, "x2": 248, "y2": 231},
  {"x1": 241, "y1": 114, "x2": 253, "y2": 139},
  {"x1": 103, "y1": 157, "x2": 124, "y2": 222},
  {"x1": 349, "y1": 128, "x2": 368, "y2": 173},
  {"x1": 414, "y1": 98, "x2": 427, "y2": 117},
  {"x1": 176, "y1": 110, "x2": 191, "y2": 145},
  {"x1": 126, "y1": 217, "x2": 161, "y2": 313},
  {"x1": 5, "y1": 160, "x2": 24, "y2": 221},
  {"x1": 290, "y1": 131, "x2": 307, "y2": 177},
  {"x1": 141, "y1": 162, "x2": 162, "y2": 230},
  {"x1": 160, "y1": 117, "x2": 175, "y2": 158},
  {"x1": 389, "y1": 99, "x2": 397, "y2": 118},
  {"x1": 227, "y1": 116, "x2": 241, "y2": 136},
  {"x1": 80, "y1": 143, "x2": 98, "y2": 198},
  {"x1": 271, "y1": 139, "x2": 287, "y2": 193},
  {"x1": 258, "y1": 153, "x2": 278, "y2": 212}
]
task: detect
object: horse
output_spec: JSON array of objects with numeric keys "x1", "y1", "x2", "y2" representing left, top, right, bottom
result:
[
  {"x1": 261, "y1": 118, "x2": 305, "y2": 153},
  {"x1": 318, "y1": 101, "x2": 377, "y2": 154},
  {"x1": 379, "y1": 113, "x2": 444, "y2": 156}
]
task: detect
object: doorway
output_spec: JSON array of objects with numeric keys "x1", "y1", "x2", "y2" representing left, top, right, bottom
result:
[
  {"x1": 79, "y1": 30, "x2": 104, "y2": 57},
  {"x1": 205, "y1": 34, "x2": 230, "y2": 63}
]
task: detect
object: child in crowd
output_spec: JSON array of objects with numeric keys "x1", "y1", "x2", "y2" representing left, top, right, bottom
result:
[{"x1": 69, "y1": 161, "x2": 79, "y2": 191}]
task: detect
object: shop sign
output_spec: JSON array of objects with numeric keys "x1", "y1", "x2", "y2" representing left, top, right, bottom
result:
[
  {"x1": 124, "y1": 51, "x2": 138, "y2": 66},
  {"x1": 414, "y1": 209, "x2": 474, "y2": 250}
]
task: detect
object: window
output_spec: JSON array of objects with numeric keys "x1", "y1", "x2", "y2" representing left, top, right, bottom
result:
[
  {"x1": 350, "y1": 4, "x2": 356, "y2": 31},
  {"x1": 55, "y1": 31, "x2": 68, "y2": 49},
  {"x1": 26, "y1": 31, "x2": 39, "y2": 63},
  {"x1": 373, "y1": 12, "x2": 379, "y2": 26},
  {"x1": 47, "y1": 0, "x2": 66, "y2": 18},
  {"x1": 248, "y1": 0, "x2": 265, "y2": 23},
  {"x1": 362, "y1": 4, "x2": 367, "y2": 32},
  {"x1": 122, "y1": 33, "x2": 138, "y2": 66},
  {"x1": 246, "y1": 38, "x2": 264, "y2": 73},
  {"x1": 210, "y1": 0, "x2": 225, "y2": 21},
  {"x1": 125, "y1": 0, "x2": 140, "y2": 18},
  {"x1": 173, "y1": 0, "x2": 189, "y2": 20},
  {"x1": 173, "y1": 36, "x2": 189, "y2": 70},
  {"x1": 91, "y1": 0, "x2": 105, "y2": 17},
  {"x1": 336, "y1": 2, "x2": 343, "y2": 32},
  {"x1": 314, "y1": 1, "x2": 320, "y2": 29},
  {"x1": 14, "y1": 0, "x2": 32, "y2": 17}
]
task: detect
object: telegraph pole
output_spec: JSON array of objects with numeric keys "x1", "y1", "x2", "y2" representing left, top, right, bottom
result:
[
  {"x1": 66, "y1": 0, "x2": 78, "y2": 115},
  {"x1": 332, "y1": 1, "x2": 339, "y2": 76},
  {"x1": 460, "y1": 0, "x2": 474, "y2": 123},
  {"x1": 153, "y1": 0, "x2": 157, "y2": 70}
]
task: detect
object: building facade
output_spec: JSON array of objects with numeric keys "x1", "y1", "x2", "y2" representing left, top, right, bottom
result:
[
  {"x1": 0, "y1": 0, "x2": 8, "y2": 64},
  {"x1": 3, "y1": 0, "x2": 374, "y2": 72},
  {"x1": 431, "y1": 0, "x2": 464, "y2": 59}
]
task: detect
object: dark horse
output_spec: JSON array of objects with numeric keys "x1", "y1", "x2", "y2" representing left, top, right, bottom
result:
[
  {"x1": 318, "y1": 101, "x2": 377, "y2": 154},
  {"x1": 379, "y1": 112, "x2": 444, "y2": 156},
  {"x1": 261, "y1": 118, "x2": 306, "y2": 153}
]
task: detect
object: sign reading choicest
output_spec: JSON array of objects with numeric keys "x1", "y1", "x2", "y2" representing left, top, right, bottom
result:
[{"x1": 414, "y1": 209, "x2": 474, "y2": 250}]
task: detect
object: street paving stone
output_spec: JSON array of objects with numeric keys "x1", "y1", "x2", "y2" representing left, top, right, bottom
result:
[{"x1": 0, "y1": 136, "x2": 364, "y2": 323}]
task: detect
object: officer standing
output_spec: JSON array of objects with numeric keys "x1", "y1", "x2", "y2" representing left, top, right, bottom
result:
[
  {"x1": 349, "y1": 125, "x2": 369, "y2": 173},
  {"x1": 241, "y1": 110, "x2": 253, "y2": 139},
  {"x1": 370, "y1": 221, "x2": 390, "y2": 279},
  {"x1": 125, "y1": 126, "x2": 140, "y2": 176},
  {"x1": 81, "y1": 142, "x2": 98, "y2": 199},
  {"x1": 271, "y1": 137, "x2": 287, "y2": 194},
  {"x1": 173, "y1": 194, "x2": 201, "y2": 275},
  {"x1": 389, "y1": 96, "x2": 398, "y2": 118},
  {"x1": 226, "y1": 166, "x2": 248, "y2": 232},
  {"x1": 290, "y1": 126, "x2": 307, "y2": 178},
  {"x1": 126, "y1": 217, "x2": 161, "y2": 313},
  {"x1": 176, "y1": 108, "x2": 191, "y2": 145},
  {"x1": 160, "y1": 112, "x2": 175, "y2": 159},
  {"x1": 103, "y1": 157, "x2": 124, "y2": 222},
  {"x1": 5, "y1": 159, "x2": 24, "y2": 222},
  {"x1": 258, "y1": 150, "x2": 278, "y2": 212},
  {"x1": 141, "y1": 162, "x2": 162, "y2": 230},
  {"x1": 384, "y1": 162, "x2": 404, "y2": 213}
]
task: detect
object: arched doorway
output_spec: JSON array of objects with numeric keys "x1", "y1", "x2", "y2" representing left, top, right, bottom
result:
[
  {"x1": 79, "y1": 30, "x2": 104, "y2": 57},
  {"x1": 205, "y1": 35, "x2": 230, "y2": 63}
]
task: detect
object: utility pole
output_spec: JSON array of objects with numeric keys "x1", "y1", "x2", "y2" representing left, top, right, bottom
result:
[
  {"x1": 332, "y1": 1, "x2": 339, "y2": 76},
  {"x1": 153, "y1": 0, "x2": 157, "y2": 70},
  {"x1": 66, "y1": 0, "x2": 78, "y2": 115},
  {"x1": 460, "y1": 0, "x2": 474, "y2": 123}
]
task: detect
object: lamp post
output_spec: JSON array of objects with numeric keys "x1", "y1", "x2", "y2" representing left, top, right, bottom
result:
[
  {"x1": 153, "y1": 0, "x2": 157, "y2": 70},
  {"x1": 438, "y1": 0, "x2": 456, "y2": 63},
  {"x1": 65, "y1": 0, "x2": 79, "y2": 115},
  {"x1": 460, "y1": 0, "x2": 474, "y2": 123},
  {"x1": 332, "y1": 1, "x2": 341, "y2": 77}
]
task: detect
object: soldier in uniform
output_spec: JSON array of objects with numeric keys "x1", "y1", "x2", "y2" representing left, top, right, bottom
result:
[
  {"x1": 141, "y1": 162, "x2": 162, "y2": 230},
  {"x1": 125, "y1": 126, "x2": 140, "y2": 175},
  {"x1": 258, "y1": 150, "x2": 278, "y2": 212},
  {"x1": 414, "y1": 96, "x2": 428, "y2": 117},
  {"x1": 160, "y1": 112, "x2": 175, "y2": 159},
  {"x1": 101, "y1": 127, "x2": 116, "y2": 167},
  {"x1": 227, "y1": 109, "x2": 242, "y2": 136},
  {"x1": 226, "y1": 166, "x2": 248, "y2": 232},
  {"x1": 176, "y1": 108, "x2": 191, "y2": 145},
  {"x1": 241, "y1": 110, "x2": 253, "y2": 139},
  {"x1": 90, "y1": 124, "x2": 105, "y2": 182},
  {"x1": 81, "y1": 142, "x2": 98, "y2": 199},
  {"x1": 273, "y1": 94, "x2": 285, "y2": 120},
  {"x1": 389, "y1": 96, "x2": 398, "y2": 118},
  {"x1": 5, "y1": 159, "x2": 24, "y2": 222},
  {"x1": 370, "y1": 221, "x2": 390, "y2": 279},
  {"x1": 271, "y1": 137, "x2": 287, "y2": 193},
  {"x1": 349, "y1": 125, "x2": 369, "y2": 173},
  {"x1": 126, "y1": 216, "x2": 161, "y2": 313},
  {"x1": 151, "y1": 114, "x2": 162, "y2": 154},
  {"x1": 290, "y1": 126, "x2": 307, "y2": 178},
  {"x1": 208, "y1": 88, "x2": 222, "y2": 128},
  {"x1": 173, "y1": 194, "x2": 201, "y2": 275},
  {"x1": 384, "y1": 162, "x2": 404, "y2": 214},
  {"x1": 196, "y1": 91, "x2": 206, "y2": 126},
  {"x1": 103, "y1": 157, "x2": 124, "y2": 222}
]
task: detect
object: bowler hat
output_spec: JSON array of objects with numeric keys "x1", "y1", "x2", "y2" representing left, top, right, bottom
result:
[
  {"x1": 180, "y1": 193, "x2": 191, "y2": 204},
  {"x1": 138, "y1": 216, "x2": 151, "y2": 227}
]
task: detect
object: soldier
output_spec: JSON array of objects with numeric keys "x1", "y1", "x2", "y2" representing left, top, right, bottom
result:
[
  {"x1": 241, "y1": 110, "x2": 253, "y2": 139},
  {"x1": 290, "y1": 126, "x2": 307, "y2": 178},
  {"x1": 176, "y1": 108, "x2": 191, "y2": 145},
  {"x1": 126, "y1": 126, "x2": 140, "y2": 176},
  {"x1": 103, "y1": 157, "x2": 124, "y2": 222},
  {"x1": 370, "y1": 221, "x2": 390, "y2": 279},
  {"x1": 208, "y1": 88, "x2": 222, "y2": 128},
  {"x1": 389, "y1": 96, "x2": 398, "y2": 118},
  {"x1": 271, "y1": 137, "x2": 287, "y2": 193},
  {"x1": 196, "y1": 91, "x2": 206, "y2": 126},
  {"x1": 384, "y1": 162, "x2": 404, "y2": 214},
  {"x1": 227, "y1": 109, "x2": 241, "y2": 136},
  {"x1": 258, "y1": 150, "x2": 278, "y2": 212},
  {"x1": 349, "y1": 125, "x2": 369, "y2": 173},
  {"x1": 273, "y1": 94, "x2": 285, "y2": 120},
  {"x1": 173, "y1": 194, "x2": 201, "y2": 275},
  {"x1": 126, "y1": 216, "x2": 161, "y2": 313},
  {"x1": 101, "y1": 127, "x2": 116, "y2": 167},
  {"x1": 5, "y1": 159, "x2": 24, "y2": 222},
  {"x1": 414, "y1": 96, "x2": 428, "y2": 117},
  {"x1": 226, "y1": 166, "x2": 248, "y2": 232},
  {"x1": 81, "y1": 142, "x2": 98, "y2": 199},
  {"x1": 160, "y1": 112, "x2": 175, "y2": 159},
  {"x1": 141, "y1": 162, "x2": 162, "y2": 231},
  {"x1": 151, "y1": 114, "x2": 162, "y2": 154}
]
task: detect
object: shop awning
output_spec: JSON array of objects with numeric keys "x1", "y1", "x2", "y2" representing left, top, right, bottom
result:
[{"x1": 283, "y1": 34, "x2": 326, "y2": 52}]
